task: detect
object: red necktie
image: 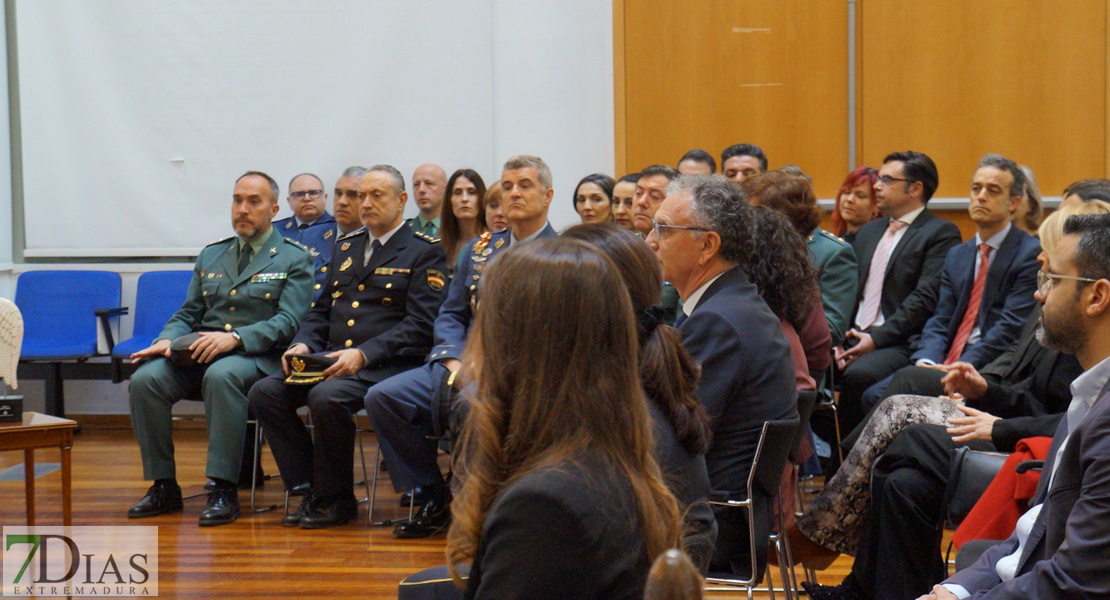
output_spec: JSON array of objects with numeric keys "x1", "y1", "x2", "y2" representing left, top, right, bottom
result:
[
  {"x1": 857, "y1": 219, "x2": 907, "y2": 329},
  {"x1": 945, "y1": 244, "x2": 991, "y2": 364}
]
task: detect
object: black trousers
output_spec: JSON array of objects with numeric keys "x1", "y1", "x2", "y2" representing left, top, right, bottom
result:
[
  {"x1": 837, "y1": 343, "x2": 911, "y2": 435},
  {"x1": 248, "y1": 373, "x2": 372, "y2": 501},
  {"x1": 850, "y1": 423, "x2": 994, "y2": 600}
]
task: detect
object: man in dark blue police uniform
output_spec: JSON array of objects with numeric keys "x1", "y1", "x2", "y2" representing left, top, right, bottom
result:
[
  {"x1": 275, "y1": 172, "x2": 338, "y2": 300},
  {"x1": 365, "y1": 155, "x2": 559, "y2": 538},
  {"x1": 249, "y1": 165, "x2": 447, "y2": 528}
]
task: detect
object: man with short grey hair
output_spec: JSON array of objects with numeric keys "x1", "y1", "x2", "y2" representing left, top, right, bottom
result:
[{"x1": 646, "y1": 174, "x2": 798, "y2": 575}]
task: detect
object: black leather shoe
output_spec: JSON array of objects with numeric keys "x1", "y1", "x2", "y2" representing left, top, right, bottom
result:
[
  {"x1": 393, "y1": 496, "x2": 451, "y2": 539},
  {"x1": 399, "y1": 486, "x2": 430, "y2": 507},
  {"x1": 128, "y1": 481, "x2": 183, "y2": 518},
  {"x1": 801, "y1": 578, "x2": 867, "y2": 600},
  {"x1": 198, "y1": 487, "x2": 241, "y2": 527},
  {"x1": 299, "y1": 495, "x2": 358, "y2": 529},
  {"x1": 282, "y1": 492, "x2": 315, "y2": 527}
]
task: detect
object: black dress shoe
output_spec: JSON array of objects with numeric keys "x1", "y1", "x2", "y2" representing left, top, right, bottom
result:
[
  {"x1": 399, "y1": 486, "x2": 430, "y2": 507},
  {"x1": 801, "y1": 578, "x2": 868, "y2": 600},
  {"x1": 299, "y1": 495, "x2": 358, "y2": 529},
  {"x1": 198, "y1": 487, "x2": 241, "y2": 527},
  {"x1": 128, "y1": 481, "x2": 183, "y2": 518},
  {"x1": 393, "y1": 496, "x2": 451, "y2": 539},
  {"x1": 282, "y1": 492, "x2": 315, "y2": 527}
]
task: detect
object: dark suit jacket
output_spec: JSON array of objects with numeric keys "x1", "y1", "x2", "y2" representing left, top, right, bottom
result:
[
  {"x1": 853, "y1": 210, "x2": 962, "y2": 349},
  {"x1": 430, "y1": 223, "x2": 558, "y2": 362},
  {"x1": 946, "y1": 373, "x2": 1110, "y2": 598},
  {"x1": 292, "y1": 226, "x2": 447, "y2": 382},
  {"x1": 464, "y1": 456, "x2": 651, "y2": 600},
  {"x1": 912, "y1": 226, "x2": 1041, "y2": 366},
  {"x1": 679, "y1": 266, "x2": 798, "y2": 492},
  {"x1": 648, "y1": 402, "x2": 716, "y2": 574}
]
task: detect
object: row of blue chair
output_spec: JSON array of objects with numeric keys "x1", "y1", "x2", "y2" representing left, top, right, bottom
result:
[{"x1": 15, "y1": 270, "x2": 191, "y2": 416}]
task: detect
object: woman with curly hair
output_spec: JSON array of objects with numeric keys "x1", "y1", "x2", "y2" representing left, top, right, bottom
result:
[
  {"x1": 445, "y1": 237, "x2": 683, "y2": 599},
  {"x1": 743, "y1": 169, "x2": 857, "y2": 347},
  {"x1": 830, "y1": 166, "x2": 880, "y2": 246},
  {"x1": 563, "y1": 223, "x2": 716, "y2": 573}
]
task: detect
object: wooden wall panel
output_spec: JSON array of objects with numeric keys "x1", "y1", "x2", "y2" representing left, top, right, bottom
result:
[
  {"x1": 858, "y1": 0, "x2": 1107, "y2": 199},
  {"x1": 620, "y1": 1, "x2": 850, "y2": 197}
]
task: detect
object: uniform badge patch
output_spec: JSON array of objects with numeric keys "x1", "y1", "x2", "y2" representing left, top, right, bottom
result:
[
  {"x1": 341, "y1": 243, "x2": 351, "y2": 251},
  {"x1": 339, "y1": 256, "x2": 353, "y2": 272},
  {"x1": 494, "y1": 238, "x2": 505, "y2": 249},
  {"x1": 427, "y1": 270, "x2": 446, "y2": 291},
  {"x1": 324, "y1": 230, "x2": 333, "y2": 240}
]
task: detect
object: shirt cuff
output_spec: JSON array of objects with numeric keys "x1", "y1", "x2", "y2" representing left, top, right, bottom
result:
[
  {"x1": 916, "y1": 359, "x2": 937, "y2": 367},
  {"x1": 942, "y1": 584, "x2": 971, "y2": 599}
]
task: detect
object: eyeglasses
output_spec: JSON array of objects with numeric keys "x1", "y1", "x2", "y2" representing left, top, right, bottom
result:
[
  {"x1": 290, "y1": 189, "x2": 324, "y2": 200},
  {"x1": 877, "y1": 175, "x2": 910, "y2": 187},
  {"x1": 652, "y1": 219, "x2": 708, "y2": 238},
  {"x1": 1037, "y1": 271, "x2": 1100, "y2": 293}
]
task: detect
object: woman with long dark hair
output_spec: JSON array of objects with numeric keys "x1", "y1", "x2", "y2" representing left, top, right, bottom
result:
[
  {"x1": 743, "y1": 169, "x2": 854, "y2": 347},
  {"x1": 440, "y1": 169, "x2": 488, "y2": 275},
  {"x1": 573, "y1": 173, "x2": 616, "y2": 224},
  {"x1": 446, "y1": 237, "x2": 682, "y2": 599},
  {"x1": 563, "y1": 223, "x2": 716, "y2": 573}
]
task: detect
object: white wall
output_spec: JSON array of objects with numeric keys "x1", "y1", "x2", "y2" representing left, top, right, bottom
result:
[
  {"x1": 17, "y1": 1, "x2": 612, "y2": 258},
  {"x1": 10, "y1": 1, "x2": 614, "y2": 413}
]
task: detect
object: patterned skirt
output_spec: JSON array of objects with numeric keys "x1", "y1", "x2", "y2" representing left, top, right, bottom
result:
[{"x1": 796, "y1": 394, "x2": 964, "y2": 556}]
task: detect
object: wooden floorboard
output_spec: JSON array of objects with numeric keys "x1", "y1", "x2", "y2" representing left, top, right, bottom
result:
[{"x1": 0, "y1": 426, "x2": 873, "y2": 599}]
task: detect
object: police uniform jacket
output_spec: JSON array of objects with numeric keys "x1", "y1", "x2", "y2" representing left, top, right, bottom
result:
[
  {"x1": 293, "y1": 226, "x2": 448, "y2": 383},
  {"x1": 807, "y1": 227, "x2": 858, "y2": 346},
  {"x1": 427, "y1": 223, "x2": 558, "y2": 363},
  {"x1": 156, "y1": 227, "x2": 314, "y2": 371},
  {"x1": 276, "y1": 211, "x2": 338, "y2": 300}
]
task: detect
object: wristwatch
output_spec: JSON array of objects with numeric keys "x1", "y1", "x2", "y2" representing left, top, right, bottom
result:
[{"x1": 230, "y1": 330, "x2": 242, "y2": 345}]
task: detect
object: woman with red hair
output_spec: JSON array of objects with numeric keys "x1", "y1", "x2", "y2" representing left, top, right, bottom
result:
[{"x1": 830, "y1": 166, "x2": 880, "y2": 247}]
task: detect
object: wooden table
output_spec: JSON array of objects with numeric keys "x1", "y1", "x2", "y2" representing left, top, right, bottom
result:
[{"x1": 0, "y1": 412, "x2": 77, "y2": 525}]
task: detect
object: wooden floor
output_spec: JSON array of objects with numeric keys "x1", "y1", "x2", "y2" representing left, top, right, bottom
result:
[{"x1": 0, "y1": 425, "x2": 859, "y2": 599}]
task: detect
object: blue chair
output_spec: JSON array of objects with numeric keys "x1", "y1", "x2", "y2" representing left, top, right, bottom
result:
[
  {"x1": 111, "y1": 270, "x2": 192, "y2": 382},
  {"x1": 16, "y1": 270, "x2": 124, "y2": 416}
]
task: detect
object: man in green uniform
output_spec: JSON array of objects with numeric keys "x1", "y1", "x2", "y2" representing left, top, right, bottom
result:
[{"x1": 126, "y1": 171, "x2": 314, "y2": 526}]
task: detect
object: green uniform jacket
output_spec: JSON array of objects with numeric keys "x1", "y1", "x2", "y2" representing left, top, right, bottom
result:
[
  {"x1": 157, "y1": 227, "x2": 314, "y2": 365},
  {"x1": 808, "y1": 227, "x2": 858, "y2": 346}
]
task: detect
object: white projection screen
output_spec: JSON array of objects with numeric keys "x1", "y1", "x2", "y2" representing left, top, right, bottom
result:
[{"x1": 16, "y1": 1, "x2": 614, "y2": 258}]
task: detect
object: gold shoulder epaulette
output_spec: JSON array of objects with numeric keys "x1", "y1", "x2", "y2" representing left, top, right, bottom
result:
[{"x1": 413, "y1": 231, "x2": 441, "y2": 243}]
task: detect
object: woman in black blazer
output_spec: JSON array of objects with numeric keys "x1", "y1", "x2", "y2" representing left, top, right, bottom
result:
[
  {"x1": 563, "y1": 223, "x2": 717, "y2": 573},
  {"x1": 446, "y1": 237, "x2": 683, "y2": 599}
]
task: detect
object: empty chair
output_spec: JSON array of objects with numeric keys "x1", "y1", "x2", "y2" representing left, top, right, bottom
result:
[
  {"x1": 16, "y1": 270, "x2": 123, "y2": 416},
  {"x1": 111, "y1": 270, "x2": 192, "y2": 382}
]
